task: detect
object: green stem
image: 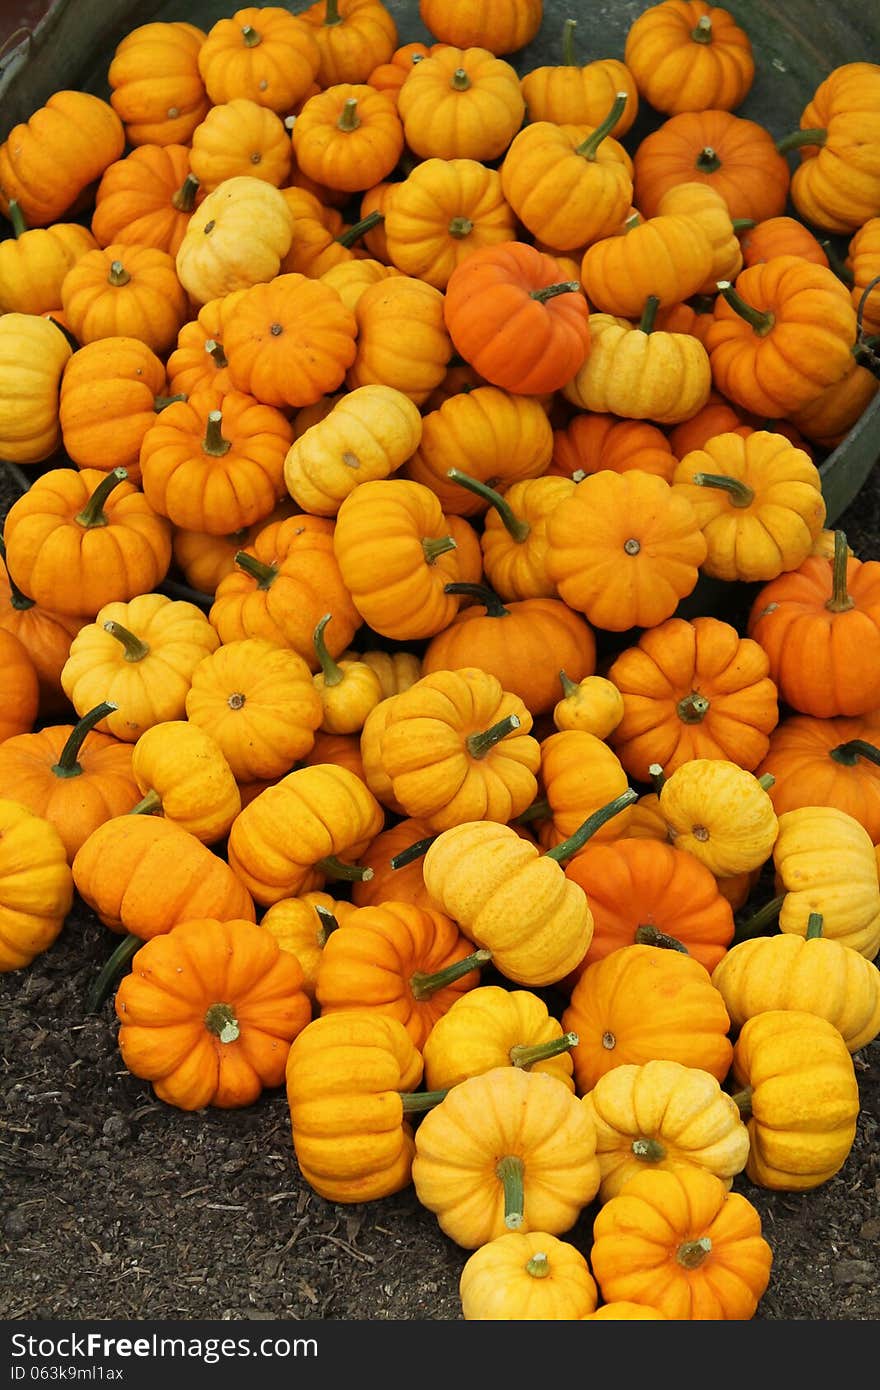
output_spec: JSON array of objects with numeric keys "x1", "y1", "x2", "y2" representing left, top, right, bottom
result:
[
  {"x1": 648, "y1": 763, "x2": 665, "y2": 794},
  {"x1": 234, "y1": 551, "x2": 278, "y2": 589},
  {"x1": 74, "y1": 467, "x2": 129, "y2": 528},
  {"x1": 690, "y1": 472, "x2": 755, "y2": 507},
  {"x1": 731, "y1": 1086, "x2": 753, "y2": 1121},
  {"x1": 544, "y1": 788, "x2": 639, "y2": 863},
  {"x1": 558, "y1": 670, "x2": 580, "y2": 699},
  {"x1": 465, "y1": 713, "x2": 521, "y2": 760},
  {"x1": 316, "y1": 854, "x2": 373, "y2": 883},
  {"x1": 575, "y1": 91, "x2": 628, "y2": 159},
  {"x1": 7, "y1": 199, "x2": 27, "y2": 237},
  {"x1": 731, "y1": 218, "x2": 755, "y2": 232},
  {"x1": 510, "y1": 1031, "x2": 579, "y2": 1068},
  {"x1": 531, "y1": 280, "x2": 581, "y2": 303},
  {"x1": 422, "y1": 535, "x2": 457, "y2": 564},
  {"x1": 442, "y1": 581, "x2": 508, "y2": 617},
  {"x1": 776, "y1": 127, "x2": 826, "y2": 154},
  {"x1": 409, "y1": 947, "x2": 491, "y2": 1001},
  {"x1": 241, "y1": 23, "x2": 261, "y2": 46},
  {"x1": 103, "y1": 620, "x2": 149, "y2": 663},
  {"x1": 204, "y1": 338, "x2": 228, "y2": 369},
  {"x1": 399, "y1": 1089, "x2": 448, "y2": 1113},
  {"x1": 632, "y1": 1137, "x2": 667, "y2": 1161},
  {"x1": 806, "y1": 911, "x2": 824, "y2": 941},
  {"x1": 87, "y1": 932, "x2": 141, "y2": 1013},
  {"x1": 633, "y1": 924, "x2": 689, "y2": 953},
  {"x1": 451, "y1": 68, "x2": 471, "y2": 91},
  {"x1": 324, "y1": 0, "x2": 341, "y2": 24},
  {"x1": 0, "y1": 535, "x2": 33, "y2": 609},
  {"x1": 153, "y1": 393, "x2": 187, "y2": 411},
  {"x1": 203, "y1": 410, "x2": 231, "y2": 457},
  {"x1": 819, "y1": 239, "x2": 855, "y2": 286},
  {"x1": 525, "y1": 1252, "x2": 551, "y2": 1279},
  {"x1": 826, "y1": 529, "x2": 854, "y2": 612},
  {"x1": 445, "y1": 469, "x2": 529, "y2": 542},
  {"x1": 690, "y1": 14, "x2": 712, "y2": 41},
  {"x1": 496, "y1": 1154, "x2": 526, "y2": 1230},
  {"x1": 51, "y1": 702, "x2": 118, "y2": 778},
  {"x1": 337, "y1": 97, "x2": 360, "y2": 132},
  {"x1": 676, "y1": 692, "x2": 711, "y2": 724},
  {"x1": 677, "y1": 1238, "x2": 713, "y2": 1269},
  {"x1": 716, "y1": 279, "x2": 775, "y2": 336},
  {"x1": 390, "y1": 833, "x2": 439, "y2": 871},
  {"x1": 447, "y1": 216, "x2": 473, "y2": 239},
  {"x1": 128, "y1": 789, "x2": 163, "y2": 816},
  {"x1": 757, "y1": 772, "x2": 775, "y2": 791},
  {"x1": 204, "y1": 1002, "x2": 240, "y2": 1043},
  {"x1": 313, "y1": 612, "x2": 343, "y2": 687},
  {"x1": 733, "y1": 892, "x2": 784, "y2": 943},
  {"x1": 336, "y1": 209, "x2": 383, "y2": 248},
  {"x1": 639, "y1": 295, "x2": 659, "y2": 334},
  {"x1": 829, "y1": 739, "x2": 880, "y2": 768},
  {"x1": 561, "y1": 16, "x2": 577, "y2": 64},
  {"x1": 108, "y1": 259, "x2": 131, "y2": 287},
  {"x1": 514, "y1": 796, "x2": 551, "y2": 824},
  {"x1": 313, "y1": 903, "x2": 339, "y2": 945},
  {"x1": 695, "y1": 146, "x2": 721, "y2": 173},
  {"x1": 171, "y1": 173, "x2": 200, "y2": 212}
]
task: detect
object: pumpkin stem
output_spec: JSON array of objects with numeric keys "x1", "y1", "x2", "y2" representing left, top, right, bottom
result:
[
  {"x1": 422, "y1": 535, "x2": 457, "y2": 564},
  {"x1": 733, "y1": 891, "x2": 785, "y2": 942},
  {"x1": 337, "y1": 97, "x2": 361, "y2": 132},
  {"x1": 639, "y1": 295, "x2": 660, "y2": 334},
  {"x1": 695, "y1": 146, "x2": 721, "y2": 172},
  {"x1": 0, "y1": 535, "x2": 33, "y2": 609},
  {"x1": 324, "y1": 0, "x2": 341, "y2": 24},
  {"x1": 448, "y1": 216, "x2": 474, "y2": 239},
  {"x1": 390, "y1": 832, "x2": 439, "y2": 870},
  {"x1": 826, "y1": 529, "x2": 855, "y2": 612},
  {"x1": 633, "y1": 923, "x2": 689, "y2": 953},
  {"x1": 204, "y1": 338, "x2": 229, "y2": 368},
  {"x1": 203, "y1": 409, "x2": 232, "y2": 457},
  {"x1": 648, "y1": 763, "x2": 665, "y2": 794},
  {"x1": 716, "y1": 279, "x2": 775, "y2": 336},
  {"x1": 204, "y1": 1002, "x2": 240, "y2": 1043},
  {"x1": 496, "y1": 1154, "x2": 526, "y2": 1230},
  {"x1": 399, "y1": 1088, "x2": 448, "y2": 1113},
  {"x1": 51, "y1": 701, "x2": 119, "y2": 778},
  {"x1": 691, "y1": 14, "x2": 713, "y2": 41},
  {"x1": 466, "y1": 713, "x2": 522, "y2": 760},
  {"x1": 731, "y1": 219, "x2": 755, "y2": 233},
  {"x1": 74, "y1": 466, "x2": 129, "y2": 528},
  {"x1": 157, "y1": 577, "x2": 213, "y2": 609},
  {"x1": 544, "y1": 787, "x2": 639, "y2": 862},
  {"x1": 107, "y1": 259, "x2": 131, "y2": 287},
  {"x1": 561, "y1": 16, "x2": 578, "y2": 65},
  {"x1": 409, "y1": 947, "x2": 491, "y2": 1001},
  {"x1": 776, "y1": 127, "x2": 827, "y2": 154},
  {"x1": 530, "y1": 280, "x2": 581, "y2": 303},
  {"x1": 509, "y1": 1030, "x2": 579, "y2": 1069},
  {"x1": 7, "y1": 198, "x2": 28, "y2": 237},
  {"x1": 103, "y1": 619, "x2": 150, "y2": 663},
  {"x1": 621, "y1": 211, "x2": 642, "y2": 232},
  {"x1": 575, "y1": 91, "x2": 628, "y2": 159},
  {"x1": 313, "y1": 902, "x2": 339, "y2": 946},
  {"x1": 241, "y1": 22, "x2": 261, "y2": 46},
  {"x1": 676, "y1": 691, "x2": 711, "y2": 723},
  {"x1": 315, "y1": 854, "x2": 373, "y2": 883},
  {"x1": 450, "y1": 67, "x2": 471, "y2": 91},
  {"x1": 805, "y1": 911, "x2": 824, "y2": 940},
  {"x1": 558, "y1": 670, "x2": 580, "y2": 699},
  {"x1": 234, "y1": 550, "x2": 278, "y2": 589},
  {"x1": 446, "y1": 469, "x2": 530, "y2": 542},
  {"x1": 128, "y1": 789, "x2": 163, "y2": 816},
  {"x1": 730, "y1": 1085, "x2": 753, "y2": 1121},
  {"x1": 171, "y1": 173, "x2": 200, "y2": 212},
  {"x1": 525, "y1": 1251, "x2": 551, "y2": 1279},
  {"x1": 676, "y1": 1237, "x2": 713, "y2": 1269},
  {"x1": 443, "y1": 580, "x2": 509, "y2": 617},
  {"x1": 690, "y1": 472, "x2": 755, "y2": 507},
  {"x1": 87, "y1": 931, "x2": 141, "y2": 1013},
  {"x1": 336, "y1": 209, "x2": 384, "y2": 248},
  {"x1": 632, "y1": 1136, "x2": 667, "y2": 1161},
  {"x1": 313, "y1": 612, "x2": 344, "y2": 687},
  {"x1": 757, "y1": 773, "x2": 774, "y2": 790},
  {"x1": 514, "y1": 796, "x2": 551, "y2": 824},
  {"x1": 819, "y1": 239, "x2": 855, "y2": 286},
  {"x1": 153, "y1": 392, "x2": 187, "y2": 411},
  {"x1": 829, "y1": 738, "x2": 880, "y2": 768}
]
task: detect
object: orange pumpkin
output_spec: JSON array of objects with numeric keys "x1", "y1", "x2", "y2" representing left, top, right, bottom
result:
[
  {"x1": 0, "y1": 91, "x2": 125, "y2": 228},
  {"x1": 107, "y1": 21, "x2": 210, "y2": 146},
  {"x1": 549, "y1": 413, "x2": 677, "y2": 484},
  {"x1": 624, "y1": 0, "x2": 755, "y2": 114},
  {"x1": 91, "y1": 144, "x2": 203, "y2": 257}
]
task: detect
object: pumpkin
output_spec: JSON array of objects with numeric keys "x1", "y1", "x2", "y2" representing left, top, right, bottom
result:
[
  {"x1": 129, "y1": 720, "x2": 240, "y2": 844},
  {"x1": 396, "y1": 44, "x2": 525, "y2": 163},
  {"x1": 422, "y1": 984, "x2": 577, "y2": 1093},
  {"x1": 562, "y1": 836, "x2": 735, "y2": 976},
  {"x1": 552, "y1": 673, "x2": 625, "y2": 739},
  {"x1": 358, "y1": 695, "x2": 408, "y2": 815},
  {"x1": 345, "y1": 273, "x2": 453, "y2": 406},
  {"x1": 311, "y1": 613, "x2": 383, "y2": 735},
  {"x1": 411, "y1": 1066, "x2": 601, "y2": 1248},
  {"x1": 196, "y1": 6, "x2": 321, "y2": 111},
  {"x1": 519, "y1": 18, "x2": 638, "y2": 136},
  {"x1": 738, "y1": 214, "x2": 829, "y2": 269},
  {"x1": 580, "y1": 213, "x2": 715, "y2": 318},
  {"x1": 624, "y1": 1, "x2": 755, "y2": 114},
  {"x1": 226, "y1": 762, "x2": 385, "y2": 905},
  {"x1": 421, "y1": 791, "x2": 637, "y2": 987},
  {"x1": 376, "y1": 666, "x2": 541, "y2": 831},
  {"x1": 0, "y1": 629, "x2": 40, "y2": 746},
  {"x1": 139, "y1": 388, "x2": 293, "y2": 536},
  {"x1": 169, "y1": 498, "x2": 299, "y2": 596},
  {"x1": 847, "y1": 217, "x2": 880, "y2": 335},
  {"x1": 291, "y1": 83, "x2": 404, "y2": 194},
  {"x1": 754, "y1": 713, "x2": 880, "y2": 843},
  {"x1": 532, "y1": 730, "x2": 633, "y2": 852},
  {"x1": 165, "y1": 293, "x2": 240, "y2": 401},
  {"x1": 72, "y1": 812, "x2": 255, "y2": 941},
  {"x1": 0, "y1": 543, "x2": 82, "y2": 718},
  {"x1": 299, "y1": 0, "x2": 398, "y2": 88},
  {"x1": 788, "y1": 361, "x2": 879, "y2": 451},
  {"x1": 260, "y1": 890, "x2": 355, "y2": 997},
  {"x1": 667, "y1": 391, "x2": 750, "y2": 456},
  {"x1": 107, "y1": 21, "x2": 210, "y2": 146},
  {"x1": 341, "y1": 647, "x2": 423, "y2": 700},
  {"x1": 656, "y1": 180, "x2": 744, "y2": 290},
  {"x1": 583, "y1": 1059, "x2": 750, "y2": 1203},
  {"x1": 711, "y1": 911, "x2": 880, "y2": 1054},
  {"x1": 544, "y1": 468, "x2": 708, "y2": 632},
  {"x1": 115, "y1": 917, "x2": 310, "y2": 1110},
  {"x1": 174, "y1": 175, "x2": 294, "y2": 305},
  {"x1": 499, "y1": 98, "x2": 634, "y2": 251},
  {"x1": 0, "y1": 313, "x2": 73, "y2": 464},
  {"x1": 283, "y1": 384, "x2": 422, "y2": 516},
  {"x1": 0, "y1": 90, "x2": 125, "y2": 228},
  {"x1": 383, "y1": 157, "x2": 517, "y2": 290},
  {"x1": 447, "y1": 473, "x2": 575, "y2": 602},
  {"x1": 655, "y1": 758, "x2": 778, "y2": 877},
  {"x1": 59, "y1": 242, "x2": 188, "y2": 357},
  {"x1": 367, "y1": 41, "x2": 433, "y2": 99},
  {"x1": 590, "y1": 1167, "x2": 772, "y2": 1319},
  {"x1": 189, "y1": 97, "x2": 293, "y2": 192},
  {"x1": 2, "y1": 466, "x2": 172, "y2": 618},
  {"x1": 767, "y1": 804, "x2": 880, "y2": 961},
  {"x1": 730, "y1": 1010, "x2": 860, "y2": 1191},
  {"x1": 421, "y1": 587, "x2": 597, "y2": 718},
  {"x1": 549, "y1": 412, "x2": 676, "y2": 484},
  {"x1": 275, "y1": 186, "x2": 355, "y2": 280},
  {"x1": 419, "y1": 0, "x2": 543, "y2": 55},
  {"x1": 0, "y1": 200, "x2": 98, "y2": 316},
  {"x1": 208, "y1": 513, "x2": 361, "y2": 669},
  {"x1": 60, "y1": 593, "x2": 220, "y2": 742},
  {"x1": 319, "y1": 256, "x2": 401, "y2": 311},
  {"x1": 459, "y1": 1230, "x2": 598, "y2": 1321},
  {"x1": 562, "y1": 943, "x2": 734, "y2": 1094},
  {"x1": 91, "y1": 144, "x2": 202, "y2": 258},
  {"x1": 442, "y1": 242, "x2": 591, "y2": 395},
  {"x1": 606, "y1": 614, "x2": 779, "y2": 781},
  {"x1": 632, "y1": 108, "x2": 790, "y2": 223},
  {"x1": 706, "y1": 258, "x2": 859, "y2": 419},
  {"x1": 747, "y1": 531, "x2": 880, "y2": 719},
  {"x1": 0, "y1": 798, "x2": 73, "y2": 972},
  {"x1": 782, "y1": 62, "x2": 880, "y2": 235},
  {"x1": 583, "y1": 1303, "x2": 669, "y2": 1320},
  {"x1": 298, "y1": 729, "x2": 366, "y2": 782},
  {"x1": 561, "y1": 302, "x2": 712, "y2": 425},
  {"x1": 0, "y1": 701, "x2": 139, "y2": 863}
]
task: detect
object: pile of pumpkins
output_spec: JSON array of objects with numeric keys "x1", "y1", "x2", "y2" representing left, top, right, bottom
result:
[{"x1": 1, "y1": 0, "x2": 880, "y2": 1321}]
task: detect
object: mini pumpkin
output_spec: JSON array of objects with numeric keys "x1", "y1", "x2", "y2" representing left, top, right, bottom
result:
[
  {"x1": 459, "y1": 1231, "x2": 598, "y2": 1321},
  {"x1": 0, "y1": 798, "x2": 73, "y2": 973}
]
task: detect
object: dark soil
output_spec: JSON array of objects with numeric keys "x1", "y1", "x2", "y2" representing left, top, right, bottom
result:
[{"x1": 1, "y1": 463, "x2": 879, "y2": 1324}]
